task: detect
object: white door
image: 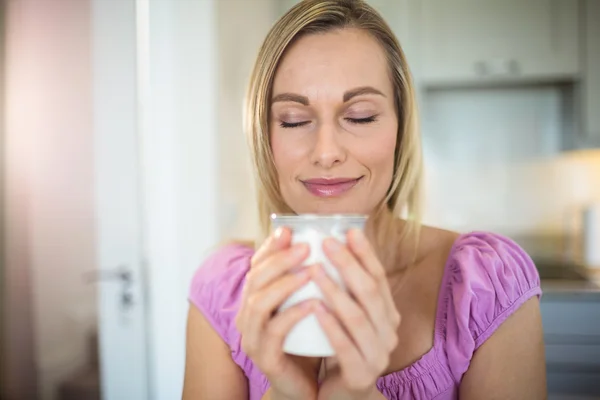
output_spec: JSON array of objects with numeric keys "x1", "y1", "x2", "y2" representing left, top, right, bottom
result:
[
  {"x1": 91, "y1": 0, "x2": 149, "y2": 399},
  {"x1": 92, "y1": 0, "x2": 219, "y2": 399}
]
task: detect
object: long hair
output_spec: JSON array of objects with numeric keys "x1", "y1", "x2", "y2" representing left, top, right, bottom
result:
[{"x1": 243, "y1": 0, "x2": 423, "y2": 263}]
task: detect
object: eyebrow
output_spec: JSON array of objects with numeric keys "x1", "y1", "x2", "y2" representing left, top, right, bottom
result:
[
  {"x1": 343, "y1": 86, "x2": 385, "y2": 102},
  {"x1": 271, "y1": 93, "x2": 309, "y2": 105},
  {"x1": 271, "y1": 86, "x2": 385, "y2": 106}
]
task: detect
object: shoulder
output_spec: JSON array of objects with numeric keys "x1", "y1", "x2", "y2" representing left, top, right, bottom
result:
[
  {"x1": 448, "y1": 231, "x2": 541, "y2": 306},
  {"x1": 189, "y1": 243, "x2": 255, "y2": 305},
  {"x1": 188, "y1": 243, "x2": 255, "y2": 343},
  {"x1": 440, "y1": 231, "x2": 542, "y2": 381}
]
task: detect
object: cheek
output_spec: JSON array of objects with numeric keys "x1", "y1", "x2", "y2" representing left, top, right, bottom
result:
[
  {"x1": 362, "y1": 127, "x2": 397, "y2": 176},
  {"x1": 270, "y1": 130, "x2": 308, "y2": 176}
]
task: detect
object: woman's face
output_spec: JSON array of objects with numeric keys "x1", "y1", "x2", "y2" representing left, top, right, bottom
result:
[{"x1": 270, "y1": 28, "x2": 398, "y2": 215}]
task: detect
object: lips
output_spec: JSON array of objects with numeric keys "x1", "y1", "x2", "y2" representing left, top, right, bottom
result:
[{"x1": 301, "y1": 177, "x2": 363, "y2": 198}]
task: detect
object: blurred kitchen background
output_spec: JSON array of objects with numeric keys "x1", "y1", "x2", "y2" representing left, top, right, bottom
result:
[{"x1": 0, "y1": 0, "x2": 599, "y2": 399}]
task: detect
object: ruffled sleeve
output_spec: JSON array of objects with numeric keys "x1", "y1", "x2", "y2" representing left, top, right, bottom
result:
[
  {"x1": 188, "y1": 244, "x2": 254, "y2": 361},
  {"x1": 443, "y1": 232, "x2": 542, "y2": 383},
  {"x1": 188, "y1": 244, "x2": 271, "y2": 399}
]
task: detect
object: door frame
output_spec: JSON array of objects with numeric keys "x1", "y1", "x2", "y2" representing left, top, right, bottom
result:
[{"x1": 138, "y1": 0, "x2": 219, "y2": 397}]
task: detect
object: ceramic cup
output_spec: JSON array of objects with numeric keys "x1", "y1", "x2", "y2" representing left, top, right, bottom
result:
[{"x1": 270, "y1": 213, "x2": 368, "y2": 357}]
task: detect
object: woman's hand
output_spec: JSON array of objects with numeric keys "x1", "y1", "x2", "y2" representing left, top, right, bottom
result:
[
  {"x1": 308, "y1": 228, "x2": 400, "y2": 400},
  {"x1": 235, "y1": 227, "x2": 322, "y2": 400}
]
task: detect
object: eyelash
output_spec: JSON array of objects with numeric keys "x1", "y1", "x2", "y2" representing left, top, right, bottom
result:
[
  {"x1": 279, "y1": 116, "x2": 378, "y2": 128},
  {"x1": 280, "y1": 121, "x2": 309, "y2": 128}
]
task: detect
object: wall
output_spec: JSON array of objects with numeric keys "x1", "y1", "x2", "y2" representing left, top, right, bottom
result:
[
  {"x1": 422, "y1": 86, "x2": 561, "y2": 234},
  {"x1": 217, "y1": 0, "x2": 277, "y2": 241},
  {"x1": 4, "y1": 0, "x2": 97, "y2": 399},
  {"x1": 421, "y1": 86, "x2": 600, "y2": 238}
]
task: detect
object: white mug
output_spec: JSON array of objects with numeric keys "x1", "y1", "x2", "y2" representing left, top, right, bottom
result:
[{"x1": 270, "y1": 214, "x2": 367, "y2": 357}]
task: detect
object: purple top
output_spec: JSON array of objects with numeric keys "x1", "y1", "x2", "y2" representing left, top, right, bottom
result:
[{"x1": 189, "y1": 232, "x2": 542, "y2": 400}]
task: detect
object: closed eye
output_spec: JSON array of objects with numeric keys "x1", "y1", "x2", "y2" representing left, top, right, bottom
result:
[
  {"x1": 280, "y1": 116, "x2": 377, "y2": 128},
  {"x1": 280, "y1": 121, "x2": 310, "y2": 128},
  {"x1": 346, "y1": 115, "x2": 377, "y2": 124}
]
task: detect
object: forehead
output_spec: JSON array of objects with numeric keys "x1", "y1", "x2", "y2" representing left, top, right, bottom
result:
[{"x1": 272, "y1": 28, "x2": 393, "y2": 98}]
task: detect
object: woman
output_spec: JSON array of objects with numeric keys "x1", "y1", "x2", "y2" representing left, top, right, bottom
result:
[{"x1": 183, "y1": 0, "x2": 546, "y2": 399}]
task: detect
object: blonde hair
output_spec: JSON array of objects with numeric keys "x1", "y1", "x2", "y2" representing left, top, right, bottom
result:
[{"x1": 244, "y1": 0, "x2": 423, "y2": 260}]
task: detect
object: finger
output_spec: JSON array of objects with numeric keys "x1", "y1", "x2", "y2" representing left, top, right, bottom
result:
[
  {"x1": 346, "y1": 229, "x2": 401, "y2": 331},
  {"x1": 241, "y1": 230, "x2": 289, "y2": 304},
  {"x1": 346, "y1": 229, "x2": 396, "y2": 307},
  {"x1": 346, "y1": 229, "x2": 387, "y2": 283},
  {"x1": 251, "y1": 226, "x2": 292, "y2": 267},
  {"x1": 245, "y1": 243, "x2": 309, "y2": 293},
  {"x1": 308, "y1": 265, "x2": 379, "y2": 361},
  {"x1": 313, "y1": 303, "x2": 377, "y2": 390},
  {"x1": 241, "y1": 271, "x2": 311, "y2": 354},
  {"x1": 322, "y1": 238, "x2": 390, "y2": 330},
  {"x1": 238, "y1": 240, "x2": 308, "y2": 332},
  {"x1": 240, "y1": 228, "x2": 292, "y2": 320},
  {"x1": 261, "y1": 300, "x2": 320, "y2": 372}
]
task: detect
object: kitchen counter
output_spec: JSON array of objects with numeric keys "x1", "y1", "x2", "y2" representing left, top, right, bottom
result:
[
  {"x1": 534, "y1": 257, "x2": 600, "y2": 301},
  {"x1": 541, "y1": 279, "x2": 600, "y2": 301}
]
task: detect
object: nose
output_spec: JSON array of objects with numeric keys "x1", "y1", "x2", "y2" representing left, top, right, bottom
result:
[{"x1": 309, "y1": 123, "x2": 347, "y2": 169}]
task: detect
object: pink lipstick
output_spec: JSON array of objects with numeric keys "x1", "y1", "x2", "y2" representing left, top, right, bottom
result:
[{"x1": 301, "y1": 177, "x2": 362, "y2": 198}]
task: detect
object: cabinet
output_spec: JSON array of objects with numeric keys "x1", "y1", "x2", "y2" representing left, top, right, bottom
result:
[
  {"x1": 541, "y1": 297, "x2": 600, "y2": 397},
  {"x1": 581, "y1": 0, "x2": 600, "y2": 147},
  {"x1": 417, "y1": 0, "x2": 580, "y2": 85}
]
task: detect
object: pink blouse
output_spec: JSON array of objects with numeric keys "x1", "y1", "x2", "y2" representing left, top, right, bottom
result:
[{"x1": 189, "y1": 231, "x2": 542, "y2": 399}]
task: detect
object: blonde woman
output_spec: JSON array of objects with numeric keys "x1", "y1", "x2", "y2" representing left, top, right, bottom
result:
[{"x1": 184, "y1": 1, "x2": 546, "y2": 399}]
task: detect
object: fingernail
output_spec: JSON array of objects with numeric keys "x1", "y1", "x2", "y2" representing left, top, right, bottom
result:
[
  {"x1": 311, "y1": 264, "x2": 325, "y2": 277},
  {"x1": 315, "y1": 302, "x2": 327, "y2": 314},
  {"x1": 292, "y1": 243, "x2": 307, "y2": 257},
  {"x1": 300, "y1": 300, "x2": 313, "y2": 309},
  {"x1": 323, "y1": 238, "x2": 341, "y2": 252},
  {"x1": 274, "y1": 227, "x2": 284, "y2": 240},
  {"x1": 296, "y1": 270, "x2": 309, "y2": 280},
  {"x1": 350, "y1": 228, "x2": 364, "y2": 243}
]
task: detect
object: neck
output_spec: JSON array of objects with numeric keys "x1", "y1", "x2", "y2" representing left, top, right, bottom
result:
[{"x1": 365, "y1": 206, "x2": 420, "y2": 274}]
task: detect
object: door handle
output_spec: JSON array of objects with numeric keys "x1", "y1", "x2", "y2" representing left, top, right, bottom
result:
[{"x1": 85, "y1": 265, "x2": 135, "y2": 311}]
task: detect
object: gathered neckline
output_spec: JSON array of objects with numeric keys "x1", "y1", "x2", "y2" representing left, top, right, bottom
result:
[{"x1": 376, "y1": 232, "x2": 468, "y2": 387}]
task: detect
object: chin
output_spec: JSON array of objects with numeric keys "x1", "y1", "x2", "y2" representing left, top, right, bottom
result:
[{"x1": 291, "y1": 198, "x2": 371, "y2": 216}]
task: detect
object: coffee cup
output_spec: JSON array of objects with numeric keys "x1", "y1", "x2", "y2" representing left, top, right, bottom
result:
[{"x1": 270, "y1": 213, "x2": 368, "y2": 357}]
